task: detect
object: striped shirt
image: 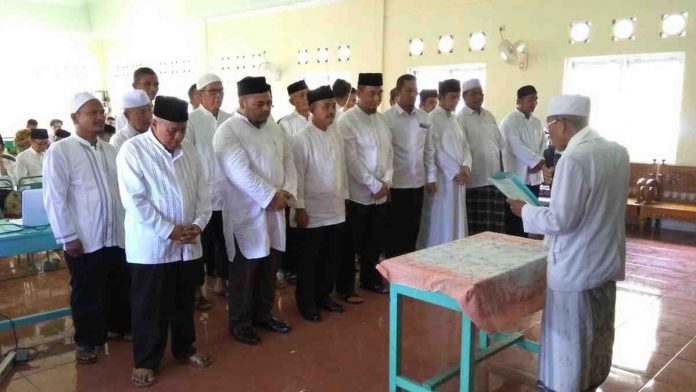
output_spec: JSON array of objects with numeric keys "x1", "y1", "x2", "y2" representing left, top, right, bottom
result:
[
  {"x1": 43, "y1": 136, "x2": 125, "y2": 253},
  {"x1": 117, "y1": 131, "x2": 212, "y2": 264}
]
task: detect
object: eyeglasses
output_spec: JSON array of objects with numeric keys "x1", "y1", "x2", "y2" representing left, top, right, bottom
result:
[
  {"x1": 202, "y1": 88, "x2": 224, "y2": 95},
  {"x1": 546, "y1": 119, "x2": 561, "y2": 127}
]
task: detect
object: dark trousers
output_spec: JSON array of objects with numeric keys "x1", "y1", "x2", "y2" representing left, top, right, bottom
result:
[
  {"x1": 506, "y1": 184, "x2": 541, "y2": 237},
  {"x1": 201, "y1": 210, "x2": 229, "y2": 279},
  {"x1": 282, "y1": 208, "x2": 299, "y2": 274},
  {"x1": 295, "y1": 223, "x2": 344, "y2": 312},
  {"x1": 227, "y1": 240, "x2": 280, "y2": 329},
  {"x1": 386, "y1": 187, "x2": 424, "y2": 258},
  {"x1": 65, "y1": 246, "x2": 130, "y2": 348},
  {"x1": 337, "y1": 201, "x2": 387, "y2": 295},
  {"x1": 130, "y1": 259, "x2": 202, "y2": 370}
]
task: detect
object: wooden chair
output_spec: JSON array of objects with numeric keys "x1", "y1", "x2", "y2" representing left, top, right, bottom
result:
[{"x1": 638, "y1": 164, "x2": 696, "y2": 231}]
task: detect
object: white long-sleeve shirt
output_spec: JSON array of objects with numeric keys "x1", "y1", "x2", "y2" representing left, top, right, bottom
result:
[
  {"x1": 456, "y1": 105, "x2": 505, "y2": 188},
  {"x1": 385, "y1": 104, "x2": 436, "y2": 189},
  {"x1": 110, "y1": 123, "x2": 141, "y2": 151},
  {"x1": 213, "y1": 112, "x2": 298, "y2": 260},
  {"x1": 522, "y1": 127, "x2": 630, "y2": 291},
  {"x1": 43, "y1": 136, "x2": 125, "y2": 253},
  {"x1": 115, "y1": 111, "x2": 128, "y2": 132},
  {"x1": 185, "y1": 106, "x2": 232, "y2": 211},
  {"x1": 291, "y1": 122, "x2": 348, "y2": 229},
  {"x1": 500, "y1": 109, "x2": 548, "y2": 186},
  {"x1": 278, "y1": 111, "x2": 309, "y2": 140},
  {"x1": 337, "y1": 106, "x2": 393, "y2": 205},
  {"x1": 15, "y1": 147, "x2": 44, "y2": 182},
  {"x1": 431, "y1": 106, "x2": 472, "y2": 180},
  {"x1": 117, "y1": 132, "x2": 212, "y2": 264}
]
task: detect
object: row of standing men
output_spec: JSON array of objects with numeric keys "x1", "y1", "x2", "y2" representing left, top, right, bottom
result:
[{"x1": 40, "y1": 67, "x2": 548, "y2": 387}]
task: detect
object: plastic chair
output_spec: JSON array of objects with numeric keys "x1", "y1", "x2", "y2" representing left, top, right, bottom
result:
[
  {"x1": 0, "y1": 178, "x2": 12, "y2": 191},
  {"x1": 17, "y1": 176, "x2": 42, "y2": 192}
]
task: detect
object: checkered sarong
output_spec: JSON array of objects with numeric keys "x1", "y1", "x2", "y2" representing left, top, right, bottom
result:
[{"x1": 465, "y1": 185, "x2": 506, "y2": 235}]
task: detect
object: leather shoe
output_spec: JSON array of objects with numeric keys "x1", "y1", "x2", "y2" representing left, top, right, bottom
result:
[
  {"x1": 299, "y1": 309, "x2": 322, "y2": 322},
  {"x1": 253, "y1": 318, "x2": 291, "y2": 334},
  {"x1": 230, "y1": 327, "x2": 260, "y2": 345},
  {"x1": 319, "y1": 298, "x2": 344, "y2": 313}
]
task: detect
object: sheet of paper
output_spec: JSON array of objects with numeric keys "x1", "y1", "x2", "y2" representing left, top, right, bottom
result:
[{"x1": 489, "y1": 172, "x2": 542, "y2": 206}]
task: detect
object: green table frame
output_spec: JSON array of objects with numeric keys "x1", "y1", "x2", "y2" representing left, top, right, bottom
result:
[{"x1": 389, "y1": 283, "x2": 540, "y2": 392}]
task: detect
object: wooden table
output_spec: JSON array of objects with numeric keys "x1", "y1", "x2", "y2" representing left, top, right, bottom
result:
[{"x1": 378, "y1": 232, "x2": 547, "y2": 391}]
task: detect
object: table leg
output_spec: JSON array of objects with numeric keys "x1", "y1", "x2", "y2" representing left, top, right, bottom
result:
[
  {"x1": 460, "y1": 316, "x2": 475, "y2": 392},
  {"x1": 389, "y1": 286, "x2": 403, "y2": 392}
]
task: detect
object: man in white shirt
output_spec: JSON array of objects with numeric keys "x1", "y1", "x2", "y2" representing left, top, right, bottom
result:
[
  {"x1": 508, "y1": 95, "x2": 630, "y2": 392},
  {"x1": 213, "y1": 76, "x2": 296, "y2": 345},
  {"x1": 15, "y1": 128, "x2": 49, "y2": 185},
  {"x1": 418, "y1": 79, "x2": 472, "y2": 248},
  {"x1": 116, "y1": 67, "x2": 159, "y2": 130},
  {"x1": 110, "y1": 90, "x2": 152, "y2": 151},
  {"x1": 384, "y1": 74, "x2": 435, "y2": 257},
  {"x1": 278, "y1": 80, "x2": 310, "y2": 285},
  {"x1": 43, "y1": 92, "x2": 128, "y2": 365},
  {"x1": 0, "y1": 135, "x2": 17, "y2": 184},
  {"x1": 49, "y1": 119, "x2": 63, "y2": 141},
  {"x1": 419, "y1": 89, "x2": 438, "y2": 113},
  {"x1": 188, "y1": 83, "x2": 201, "y2": 111},
  {"x1": 337, "y1": 72, "x2": 393, "y2": 301},
  {"x1": 118, "y1": 96, "x2": 212, "y2": 387},
  {"x1": 292, "y1": 85, "x2": 347, "y2": 321},
  {"x1": 186, "y1": 73, "x2": 231, "y2": 301},
  {"x1": 456, "y1": 78, "x2": 506, "y2": 235},
  {"x1": 500, "y1": 85, "x2": 549, "y2": 236}
]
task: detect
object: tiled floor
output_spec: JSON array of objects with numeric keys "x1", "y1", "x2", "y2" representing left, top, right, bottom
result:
[{"x1": 1, "y1": 229, "x2": 695, "y2": 391}]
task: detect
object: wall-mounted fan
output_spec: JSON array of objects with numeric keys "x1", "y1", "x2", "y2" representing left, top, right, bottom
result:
[{"x1": 498, "y1": 26, "x2": 528, "y2": 70}]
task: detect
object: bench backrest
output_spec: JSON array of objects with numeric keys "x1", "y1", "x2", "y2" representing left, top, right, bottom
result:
[{"x1": 659, "y1": 164, "x2": 696, "y2": 204}]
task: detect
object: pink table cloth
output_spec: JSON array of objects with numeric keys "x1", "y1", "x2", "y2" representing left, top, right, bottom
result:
[{"x1": 377, "y1": 232, "x2": 547, "y2": 332}]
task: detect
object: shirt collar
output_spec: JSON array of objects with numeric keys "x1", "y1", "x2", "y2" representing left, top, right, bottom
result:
[
  {"x1": 198, "y1": 105, "x2": 217, "y2": 119},
  {"x1": 394, "y1": 104, "x2": 413, "y2": 117},
  {"x1": 564, "y1": 126, "x2": 598, "y2": 153},
  {"x1": 75, "y1": 135, "x2": 101, "y2": 150},
  {"x1": 435, "y1": 105, "x2": 452, "y2": 117},
  {"x1": 234, "y1": 111, "x2": 266, "y2": 128},
  {"x1": 463, "y1": 104, "x2": 482, "y2": 116}
]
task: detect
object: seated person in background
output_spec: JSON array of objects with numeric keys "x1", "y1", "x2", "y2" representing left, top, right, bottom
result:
[
  {"x1": 15, "y1": 128, "x2": 49, "y2": 183},
  {"x1": 0, "y1": 134, "x2": 17, "y2": 184},
  {"x1": 14, "y1": 119, "x2": 38, "y2": 151},
  {"x1": 49, "y1": 119, "x2": 63, "y2": 140},
  {"x1": 54, "y1": 129, "x2": 71, "y2": 142},
  {"x1": 98, "y1": 124, "x2": 116, "y2": 143}
]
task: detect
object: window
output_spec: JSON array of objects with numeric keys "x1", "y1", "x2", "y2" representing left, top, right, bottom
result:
[
  {"x1": 563, "y1": 52, "x2": 685, "y2": 163},
  {"x1": 409, "y1": 63, "x2": 487, "y2": 111}
]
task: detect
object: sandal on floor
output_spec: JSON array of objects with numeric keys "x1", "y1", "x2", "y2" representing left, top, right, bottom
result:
[
  {"x1": 132, "y1": 368, "x2": 156, "y2": 388},
  {"x1": 340, "y1": 293, "x2": 364, "y2": 304},
  {"x1": 75, "y1": 346, "x2": 98, "y2": 365},
  {"x1": 178, "y1": 352, "x2": 212, "y2": 368}
]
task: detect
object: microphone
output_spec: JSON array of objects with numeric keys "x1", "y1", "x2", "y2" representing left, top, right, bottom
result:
[{"x1": 543, "y1": 146, "x2": 557, "y2": 168}]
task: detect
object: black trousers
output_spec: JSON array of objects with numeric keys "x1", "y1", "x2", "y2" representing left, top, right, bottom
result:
[
  {"x1": 295, "y1": 223, "x2": 344, "y2": 312},
  {"x1": 336, "y1": 201, "x2": 387, "y2": 295},
  {"x1": 506, "y1": 184, "x2": 541, "y2": 237},
  {"x1": 227, "y1": 240, "x2": 280, "y2": 329},
  {"x1": 386, "y1": 187, "x2": 424, "y2": 258},
  {"x1": 201, "y1": 210, "x2": 229, "y2": 279},
  {"x1": 130, "y1": 259, "x2": 202, "y2": 370},
  {"x1": 282, "y1": 208, "x2": 299, "y2": 274},
  {"x1": 65, "y1": 246, "x2": 130, "y2": 348}
]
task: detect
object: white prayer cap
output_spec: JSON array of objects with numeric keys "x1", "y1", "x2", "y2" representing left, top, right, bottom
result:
[
  {"x1": 547, "y1": 94, "x2": 591, "y2": 117},
  {"x1": 196, "y1": 73, "x2": 222, "y2": 90},
  {"x1": 122, "y1": 90, "x2": 150, "y2": 110},
  {"x1": 461, "y1": 78, "x2": 482, "y2": 93},
  {"x1": 70, "y1": 92, "x2": 99, "y2": 113}
]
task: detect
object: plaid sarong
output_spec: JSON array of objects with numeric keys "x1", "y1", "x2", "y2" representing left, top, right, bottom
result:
[{"x1": 465, "y1": 185, "x2": 506, "y2": 235}]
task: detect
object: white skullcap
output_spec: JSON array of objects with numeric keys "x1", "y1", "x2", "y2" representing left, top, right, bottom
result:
[
  {"x1": 70, "y1": 92, "x2": 99, "y2": 113},
  {"x1": 547, "y1": 95, "x2": 591, "y2": 117},
  {"x1": 196, "y1": 73, "x2": 222, "y2": 90},
  {"x1": 122, "y1": 90, "x2": 150, "y2": 110},
  {"x1": 461, "y1": 78, "x2": 482, "y2": 93}
]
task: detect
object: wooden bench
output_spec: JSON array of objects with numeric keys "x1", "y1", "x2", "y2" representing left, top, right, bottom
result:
[{"x1": 636, "y1": 164, "x2": 696, "y2": 231}]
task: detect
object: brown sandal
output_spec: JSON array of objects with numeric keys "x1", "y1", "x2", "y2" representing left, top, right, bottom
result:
[
  {"x1": 340, "y1": 293, "x2": 364, "y2": 304},
  {"x1": 132, "y1": 368, "x2": 156, "y2": 388},
  {"x1": 178, "y1": 352, "x2": 212, "y2": 368},
  {"x1": 75, "y1": 346, "x2": 98, "y2": 365}
]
